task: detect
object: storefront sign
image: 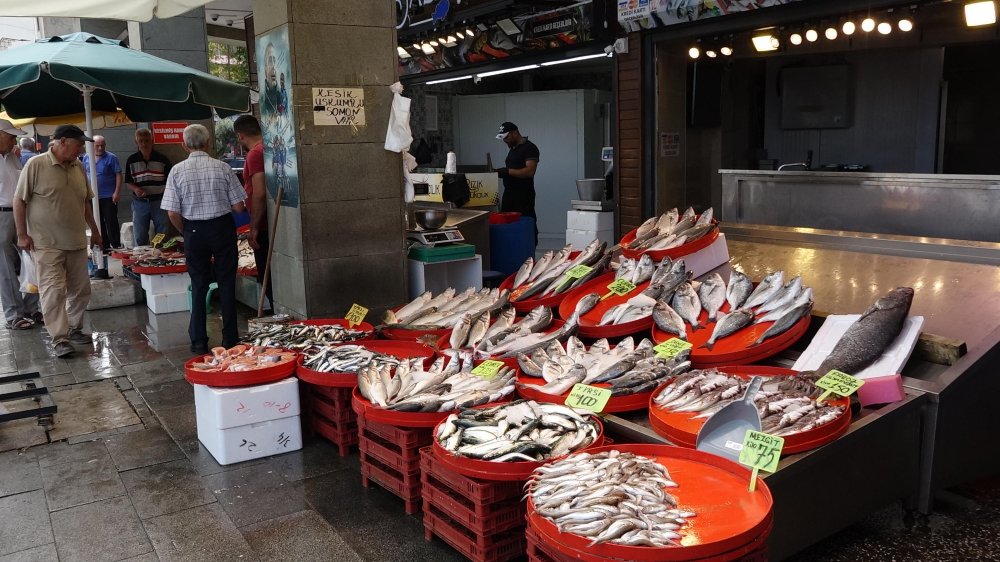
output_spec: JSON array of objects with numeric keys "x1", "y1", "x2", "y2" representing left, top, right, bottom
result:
[
  {"x1": 619, "y1": 0, "x2": 801, "y2": 31},
  {"x1": 151, "y1": 122, "x2": 187, "y2": 144},
  {"x1": 412, "y1": 172, "x2": 500, "y2": 207},
  {"x1": 617, "y1": 0, "x2": 652, "y2": 23},
  {"x1": 312, "y1": 87, "x2": 366, "y2": 127},
  {"x1": 660, "y1": 131, "x2": 680, "y2": 157}
]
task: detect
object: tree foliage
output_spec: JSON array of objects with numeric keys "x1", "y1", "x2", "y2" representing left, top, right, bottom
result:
[{"x1": 208, "y1": 42, "x2": 250, "y2": 86}]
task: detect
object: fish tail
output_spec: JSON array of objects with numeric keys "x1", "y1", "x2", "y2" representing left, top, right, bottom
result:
[{"x1": 700, "y1": 341, "x2": 714, "y2": 350}]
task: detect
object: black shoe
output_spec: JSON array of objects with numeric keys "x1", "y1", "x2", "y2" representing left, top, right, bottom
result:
[{"x1": 191, "y1": 343, "x2": 209, "y2": 355}]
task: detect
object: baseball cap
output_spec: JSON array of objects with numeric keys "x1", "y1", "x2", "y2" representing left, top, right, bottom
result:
[
  {"x1": 52, "y1": 125, "x2": 93, "y2": 142},
  {"x1": 0, "y1": 119, "x2": 26, "y2": 137},
  {"x1": 496, "y1": 121, "x2": 518, "y2": 140}
]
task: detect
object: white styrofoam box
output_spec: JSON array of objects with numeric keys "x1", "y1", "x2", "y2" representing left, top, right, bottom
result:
[
  {"x1": 141, "y1": 272, "x2": 190, "y2": 295},
  {"x1": 120, "y1": 222, "x2": 134, "y2": 249},
  {"x1": 567, "y1": 210, "x2": 614, "y2": 232},
  {"x1": 197, "y1": 415, "x2": 302, "y2": 465},
  {"x1": 793, "y1": 315, "x2": 924, "y2": 379},
  {"x1": 566, "y1": 228, "x2": 614, "y2": 248},
  {"x1": 194, "y1": 377, "x2": 300, "y2": 430},
  {"x1": 147, "y1": 290, "x2": 189, "y2": 314},
  {"x1": 684, "y1": 233, "x2": 731, "y2": 279}
]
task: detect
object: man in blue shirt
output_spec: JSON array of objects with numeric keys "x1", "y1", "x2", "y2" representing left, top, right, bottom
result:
[
  {"x1": 18, "y1": 138, "x2": 36, "y2": 166},
  {"x1": 81, "y1": 135, "x2": 123, "y2": 249}
]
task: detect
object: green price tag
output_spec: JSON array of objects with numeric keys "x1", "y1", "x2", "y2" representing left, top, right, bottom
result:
[
  {"x1": 739, "y1": 429, "x2": 785, "y2": 492},
  {"x1": 345, "y1": 304, "x2": 368, "y2": 327},
  {"x1": 814, "y1": 369, "x2": 865, "y2": 402},
  {"x1": 564, "y1": 384, "x2": 612, "y2": 413},
  {"x1": 471, "y1": 360, "x2": 505, "y2": 379},
  {"x1": 602, "y1": 279, "x2": 637, "y2": 300},
  {"x1": 151, "y1": 233, "x2": 165, "y2": 247},
  {"x1": 564, "y1": 265, "x2": 593, "y2": 280},
  {"x1": 653, "y1": 338, "x2": 692, "y2": 359}
]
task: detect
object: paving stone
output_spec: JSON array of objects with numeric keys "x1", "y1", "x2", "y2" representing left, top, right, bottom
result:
[
  {"x1": 39, "y1": 373, "x2": 75, "y2": 388},
  {"x1": 203, "y1": 462, "x2": 308, "y2": 528},
  {"x1": 50, "y1": 494, "x2": 152, "y2": 562},
  {"x1": 136, "y1": 379, "x2": 194, "y2": 410},
  {"x1": 47, "y1": 380, "x2": 141, "y2": 441},
  {"x1": 115, "y1": 375, "x2": 135, "y2": 391},
  {"x1": 121, "y1": 459, "x2": 216, "y2": 519},
  {"x1": 64, "y1": 350, "x2": 125, "y2": 383},
  {"x1": 0, "y1": 543, "x2": 57, "y2": 562},
  {"x1": 0, "y1": 418, "x2": 48, "y2": 453},
  {"x1": 66, "y1": 423, "x2": 144, "y2": 445},
  {"x1": 153, "y1": 403, "x2": 198, "y2": 446},
  {"x1": 123, "y1": 358, "x2": 184, "y2": 389},
  {"x1": 33, "y1": 440, "x2": 108, "y2": 468},
  {"x1": 119, "y1": 552, "x2": 161, "y2": 562},
  {"x1": 179, "y1": 438, "x2": 266, "y2": 477},
  {"x1": 105, "y1": 427, "x2": 185, "y2": 472},
  {"x1": 143, "y1": 503, "x2": 255, "y2": 561},
  {"x1": 242, "y1": 510, "x2": 362, "y2": 562},
  {"x1": 0, "y1": 450, "x2": 41, "y2": 498},
  {"x1": 268, "y1": 439, "x2": 353, "y2": 482},
  {"x1": 0, "y1": 490, "x2": 53, "y2": 556},
  {"x1": 105, "y1": 327, "x2": 163, "y2": 366},
  {"x1": 40, "y1": 454, "x2": 125, "y2": 512}
]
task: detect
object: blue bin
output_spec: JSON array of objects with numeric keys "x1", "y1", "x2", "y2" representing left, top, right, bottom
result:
[{"x1": 489, "y1": 217, "x2": 536, "y2": 278}]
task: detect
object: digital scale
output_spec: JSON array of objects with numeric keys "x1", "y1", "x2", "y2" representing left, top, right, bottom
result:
[{"x1": 405, "y1": 227, "x2": 465, "y2": 247}]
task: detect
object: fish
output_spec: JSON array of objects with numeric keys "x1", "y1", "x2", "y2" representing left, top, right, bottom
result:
[
  {"x1": 242, "y1": 323, "x2": 370, "y2": 349},
  {"x1": 513, "y1": 257, "x2": 534, "y2": 289},
  {"x1": 726, "y1": 270, "x2": 753, "y2": 311},
  {"x1": 653, "y1": 300, "x2": 688, "y2": 341},
  {"x1": 466, "y1": 312, "x2": 490, "y2": 350},
  {"x1": 697, "y1": 273, "x2": 727, "y2": 322},
  {"x1": 449, "y1": 314, "x2": 473, "y2": 350},
  {"x1": 758, "y1": 276, "x2": 802, "y2": 314},
  {"x1": 483, "y1": 306, "x2": 516, "y2": 341},
  {"x1": 671, "y1": 282, "x2": 703, "y2": 330},
  {"x1": 695, "y1": 207, "x2": 714, "y2": 227},
  {"x1": 744, "y1": 271, "x2": 784, "y2": 309},
  {"x1": 629, "y1": 254, "x2": 655, "y2": 285},
  {"x1": 635, "y1": 216, "x2": 660, "y2": 239},
  {"x1": 755, "y1": 287, "x2": 813, "y2": 324},
  {"x1": 528, "y1": 251, "x2": 556, "y2": 283},
  {"x1": 754, "y1": 303, "x2": 813, "y2": 346},
  {"x1": 701, "y1": 309, "x2": 754, "y2": 350}
]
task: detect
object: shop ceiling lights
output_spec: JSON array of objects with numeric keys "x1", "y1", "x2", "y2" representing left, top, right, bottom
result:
[
  {"x1": 425, "y1": 75, "x2": 473, "y2": 85},
  {"x1": 878, "y1": 21, "x2": 892, "y2": 34},
  {"x1": 898, "y1": 18, "x2": 914, "y2": 32},
  {"x1": 540, "y1": 53, "x2": 612, "y2": 66},
  {"x1": 466, "y1": 28, "x2": 475, "y2": 37},
  {"x1": 843, "y1": 21, "x2": 856, "y2": 35},
  {"x1": 429, "y1": 39, "x2": 439, "y2": 47},
  {"x1": 825, "y1": 27, "x2": 838, "y2": 40},
  {"x1": 790, "y1": 32, "x2": 803, "y2": 45},
  {"x1": 476, "y1": 64, "x2": 539, "y2": 78},
  {"x1": 751, "y1": 29, "x2": 779, "y2": 52},
  {"x1": 965, "y1": 1, "x2": 997, "y2": 26},
  {"x1": 397, "y1": 46, "x2": 411, "y2": 59},
  {"x1": 706, "y1": 50, "x2": 717, "y2": 58},
  {"x1": 720, "y1": 46, "x2": 733, "y2": 56},
  {"x1": 446, "y1": 35, "x2": 457, "y2": 43},
  {"x1": 421, "y1": 43, "x2": 436, "y2": 54},
  {"x1": 805, "y1": 28, "x2": 818, "y2": 42},
  {"x1": 861, "y1": 17, "x2": 876, "y2": 32},
  {"x1": 688, "y1": 46, "x2": 701, "y2": 58},
  {"x1": 411, "y1": 42, "x2": 421, "y2": 50}
]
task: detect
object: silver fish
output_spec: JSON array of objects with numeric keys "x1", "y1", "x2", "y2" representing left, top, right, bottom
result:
[
  {"x1": 528, "y1": 251, "x2": 556, "y2": 283},
  {"x1": 513, "y1": 257, "x2": 534, "y2": 289},
  {"x1": 653, "y1": 300, "x2": 687, "y2": 341},
  {"x1": 744, "y1": 271, "x2": 785, "y2": 309},
  {"x1": 695, "y1": 206, "x2": 714, "y2": 227},
  {"x1": 697, "y1": 273, "x2": 726, "y2": 322},
  {"x1": 702, "y1": 309, "x2": 754, "y2": 350},
  {"x1": 467, "y1": 312, "x2": 490, "y2": 350},
  {"x1": 755, "y1": 302, "x2": 812, "y2": 346},
  {"x1": 671, "y1": 282, "x2": 703, "y2": 330},
  {"x1": 758, "y1": 276, "x2": 803, "y2": 314},
  {"x1": 449, "y1": 314, "x2": 473, "y2": 349},
  {"x1": 726, "y1": 270, "x2": 754, "y2": 311}
]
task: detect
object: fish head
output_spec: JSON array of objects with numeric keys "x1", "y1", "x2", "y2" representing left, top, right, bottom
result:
[
  {"x1": 876, "y1": 287, "x2": 915, "y2": 313},
  {"x1": 575, "y1": 293, "x2": 601, "y2": 316},
  {"x1": 637, "y1": 254, "x2": 654, "y2": 268}
]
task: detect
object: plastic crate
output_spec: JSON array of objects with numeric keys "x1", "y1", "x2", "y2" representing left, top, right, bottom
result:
[
  {"x1": 310, "y1": 384, "x2": 353, "y2": 404},
  {"x1": 422, "y1": 472, "x2": 525, "y2": 535},
  {"x1": 360, "y1": 452, "x2": 422, "y2": 515},
  {"x1": 310, "y1": 414, "x2": 358, "y2": 457},
  {"x1": 309, "y1": 393, "x2": 356, "y2": 425},
  {"x1": 419, "y1": 447, "x2": 523, "y2": 506},
  {"x1": 359, "y1": 431, "x2": 421, "y2": 474},
  {"x1": 423, "y1": 502, "x2": 526, "y2": 562},
  {"x1": 358, "y1": 415, "x2": 434, "y2": 449},
  {"x1": 526, "y1": 526, "x2": 564, "y2": 562}
]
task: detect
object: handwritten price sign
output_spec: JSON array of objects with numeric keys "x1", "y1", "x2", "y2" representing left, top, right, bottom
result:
[
  {"x1": 739, "y1": 430, "x2": 784, "y2": 492},
  {"x1": 565, "y1": 384, "x2": 612, "y2": 413},
  {"x1": 471, "y1": 360, "x2": 505, "y2": 380},
  {"x1": 602, "y1": 279, "x2": 637, "y2": 300},
  {"x1": 564, "y1": 265, "x2": 593, "y2": 279},
  {"x1": 151, "y1": 233, "x2": 165, "y2": 247},
  {"x1": 654, "y1": 338, "x2": 692, "y2": 359},
  {"x1": 815, "y1": 370, "x2": 864, "y2": 402},
  {"x1": 345, "y1": 304, "x2": 368, "y2": 327}
]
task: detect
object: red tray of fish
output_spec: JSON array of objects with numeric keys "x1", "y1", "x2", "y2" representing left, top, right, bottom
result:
[
  {"x1": 435, "y1": 320, "x2": 565, "y2": 369},
  {"x1": 351, "y1": 386, "x2": 513, "y2": 429},
  {"x1": 515, "y1": 370, "x2": 654, "y2": 413},
  {"x1": 430, "y1": 414, "x2": 605, "y2": 481},
  {"x1": 526, "y1": 444, "x2": 773, "y2": 562},
  {"x1": 499, "y1": 251, "x2": 588, "y2": 313},
  {"x1": 132, "y1": 264, "x2": 187, "y2": 275},
  {"x1": 647, "y1": 366, "x2": 851, "y2": 455},
  {"x1": 381, "y1": 304, "x2": 453, "y2": 342},
  {"x1": 651, "y1": 302, "x2": 811, "y2": 368},
  {"x1": 184, "y1": 353, "x2": 297, "y2": 387},
  {"x1": 296, "y1": 340, "x2": 435, "y2": 387},
  {"x1": 618, "y1": 220, "x2": 720, "y2": 262},
  {"x1": 291, "y1": 317, "x2": 376, "y2": 339},
  {"x1": 557, "y1": 272, "x2": 655, "y2": 338}
]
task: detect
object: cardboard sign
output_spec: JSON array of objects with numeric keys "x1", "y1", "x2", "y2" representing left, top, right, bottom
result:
[
  {"x1": 565, "y1": 384, "x2": 612, "y2": 413},
  {"x1": 654, "y1": 338, "x2": 692, "y2": 359},
  {"x1": 564, "y1": 265, "x2": 594, "y2": 279},
  {"x1": 151, "y1": 122, "x2": 187, "y2": 144},
  {"x1": 815, "y1": 369, "x2": 865, "y2": 402},
  {"x1": 345, "y1": 304, "x2": 368, "y2": 327},
  {"x1": 150, "y1": 233, "x2": 165, "y2": 247},
  {"x1": 603, "y1": 279, "x2": 637, "y2": 300},
  {"x1": 313, "y1": 87, "x2": 366, "y2": 126},
  {"x1": 739, "y1": 430, "x2": 785, "y2": 492},
  {"x1": 471, "y1": 360, "x2": 505, "y2": 379}
]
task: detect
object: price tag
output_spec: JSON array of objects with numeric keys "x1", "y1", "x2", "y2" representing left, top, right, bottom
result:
[
  {"x1": 739, "y1": 429, "x2": 785, "y2": 492},
  {"x1": 653, "y1": 338, "x2": 692, "y2": 359},
  {"x1": 344, "y1": 303, "x2": 368, "y2": 327},
  {"x1": 814, "y1": 369, "x2": 865, "y2": 402},
  {"x1": 471, "y1": 360, "x2": 505, "y2": 379},
  {"x1": 151, "y1": 233, "x2": 165, "y2": 247},
  {"x1": 564, "y1": 265, "x2": 593, "y2": 279},
  {"x1": 602, "y1": 279, "x2": 637, "y2": 300},
  {"x1": 565, "y1": 384, "x2": 612, "y2": 413}
]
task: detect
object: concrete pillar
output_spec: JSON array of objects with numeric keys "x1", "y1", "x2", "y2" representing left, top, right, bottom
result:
[{"x1": 252, "y1": 0, "x2": 406, "y2": 318}]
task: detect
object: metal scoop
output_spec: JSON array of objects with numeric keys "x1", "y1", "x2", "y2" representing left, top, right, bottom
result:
[{"x1": 696, "y1": 376, "x2": 764, "y2": 463}]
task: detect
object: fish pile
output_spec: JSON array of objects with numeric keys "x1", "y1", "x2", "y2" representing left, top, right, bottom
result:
[
  {"x1": 300, "y1": 344, "x2": 406, "y2": 374},
  {"x1": 358, "y1": 352, "x2": 516, "y2": 412},
  {"x1": 244, "y1": 323, "x2": 370, "y2": 349},
  {"x1": 237, "y1": 237, "x2": 255, "y2": 271},
  {"x1": 190, "y1": 345, "x2": 296, "y2": 372},
  {"x1": 119, "y1": 247, "x2": 183, "y2": 260},
  {"x1": 529, "y1": 450, "x2": 694, "y2": 547},
  {"x1": 473, "y1": 298, "x2": 598, "y2": 359},
  {"x1": 447, "y1": 305, "x2": 547, "y2": 351},
  {"x1": 596, "y1": 256, "x2": 691, "y2": 326},
  {"x1": 382, "y1": 287, "x2": 509, "y2": 331},
  {"x1": 510, "y1": 239, "x2": 610, "y2": 302},
  {"x1": 653, "y1": 269, "x2": 815, "y2": 350},
  {"x1": 627, "y1": 207, "x2": 716, "y2": 251},
  {"x1": 435, "y1": 400, "x2": 600, "y2": 462},
  {"x1": 652, "y1": 370, "x2": 846, "y2": 436},
  {"x1": 133, "y1": 257, "x2": 185, "y2": 268},
  {"x1": 518, "y1": 337, "x2": 691, "y2": 397}
]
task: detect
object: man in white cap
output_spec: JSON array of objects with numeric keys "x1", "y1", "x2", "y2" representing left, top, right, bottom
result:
[{"x1": 0, "y1": 119, "x2": 41, "y2": 331}]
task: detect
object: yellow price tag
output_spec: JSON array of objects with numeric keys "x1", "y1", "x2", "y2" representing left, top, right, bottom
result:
[
  {"x1": 739, "y1": 429, "x2": 784, "y2": 492},
  {"x1": 564, "y1": 265, "x2": 593, "y2": 279},
  {"x1": 345, "y1": 304, "x2": 368, "y2": 327},
  {"x1": 814, "y1": 369, "x2": 865, "y2": 402},
  {"x1": 151, "y1": 233, "x2": 165, "y2": 247},
  {"x1": 602, "y1": 279, "x2": 637, "y2": 300},
  {"x1": 653, "y1": 338, "x2": 692, "y2": 359},
  {"x1": 564, "y1": 384, "x2": 612, "y2": 413},
  {"x1": 471, "y1": 360, "x2": 505, "y2": 379}
]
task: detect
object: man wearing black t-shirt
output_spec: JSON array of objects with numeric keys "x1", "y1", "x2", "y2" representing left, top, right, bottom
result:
[{"x1": 495, "y1": 122, "x2": 540, "y2": 245}]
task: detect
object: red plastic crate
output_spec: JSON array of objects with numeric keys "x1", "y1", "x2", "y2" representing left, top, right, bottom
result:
[
  {"x1": 422, "y1": 472, "x2": 525, "y2": 535},
  {"x1": 310, "y1": 384, "x2": 353, "y2": 403},
  {"x1": 357, "y1": 415, "x2": 434, "y2": 449},
  {"x1": 359, "y1": 431, "x2": 421, "y2": 474},
  {"x1": 526, "y1": 526, "x2": 565, "y2": 562},
  {"x1": 419, "y1": 447, "x2": 523, "y2": 506},
  {"x1": 309, "y1": 393, "x2": 356, "y2": 425},
  {"x1": 310, "y1": 415, "x2": 358, "y2": 457},
  {"x1": 360, "y1": 452, "x2": 422, "y2": 515},
  {"x1": 423, "y1": 502, "x2": 526, "y2": 562}
]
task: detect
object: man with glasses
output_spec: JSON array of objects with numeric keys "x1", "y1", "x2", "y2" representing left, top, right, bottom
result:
[{"x1": 124, "y1": 128, "x2": 172, "y2": 247}]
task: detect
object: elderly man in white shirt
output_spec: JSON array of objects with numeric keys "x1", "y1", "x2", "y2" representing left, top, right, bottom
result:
[{"x1": 0, "y1": 120, "x2": 40, "y2": 330}]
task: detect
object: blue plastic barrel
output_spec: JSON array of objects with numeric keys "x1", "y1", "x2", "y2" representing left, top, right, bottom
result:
[{"x1": 489, "y1": 217, "x2": 536, "y2": 277}]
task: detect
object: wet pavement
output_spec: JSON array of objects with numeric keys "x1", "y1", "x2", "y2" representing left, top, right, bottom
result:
[{"x1": 0, "y1": 302, "x2": 997, "y2": 561}]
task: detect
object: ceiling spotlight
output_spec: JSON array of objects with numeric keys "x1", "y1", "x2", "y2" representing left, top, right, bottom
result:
[
  {"x1": 805, "y1": 28, "x2": 818, "y2": 42},
  {"x1": 412, "y1": 42, "x2": 421, "y2": 50},
  {"x1": 751, "y1": 29, "x2": 779, "y2": 52},
  {"x1": 421, "y1": 43, "x2": 435, "y2": 54},
  {"x1": 439, "y1": 36, "x2": 449, "y2": 44},
  {"x1": 446, "y1": 35, "x2": 457, "y2": 43},
  {"x1": 720, "y1": 46, "x2": 733, "y2": 56},
  {"x1": 843, "y1": 21, "x2": 856, "y2": 35},
  {"x1": 429, "y1": 39, "x2": 439, "y2": 47},
  {"x1": 466, "y1": 28, "x2": 475, "y2": 37},
  {"x1": 706, "y1": 50, "x2": 717, "y2": 58},
  {"x1": 877, "y1": 22, "x2": 892, "y2": 34},
  {"x1": 688, "y1": 46, "x2": 700, "y2": 59},
  {"x1": 898, "y1": 18, "x2": 914, "y2": 32},
  {"x1": 861, "y1": 17, "x2": 876, "y2": 32},
  {"x1": 790, "y1": 33, "x2": 803, "y2": 45},
  {"x1": 825, "y1": 27, "x2": 838, "y2": 40},
  {"x1": 966, "y1": 1, "x2": 998, "y2": 27},
  {"x1": 397, "y1": 46, "x2": 411, "y2": 59}
]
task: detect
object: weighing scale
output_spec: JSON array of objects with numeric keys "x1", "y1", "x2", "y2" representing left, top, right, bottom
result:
[{"x1": 405, "y1": 227, "x2": 465, "y2": 247}]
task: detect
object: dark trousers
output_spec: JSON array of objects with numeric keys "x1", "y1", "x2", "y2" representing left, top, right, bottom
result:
[
  {"x1": 98, "y1": 197, "x2": 121, "y2": 249},
  {"x1": 501, "y1": 187, "x2": 537, "y2": 246},
  {"x1": 253, "y1": 226, "x2": 273, "y2": 310},
  {"x1": 184, "y1": 214, "x2": 238, "y2": 347}
]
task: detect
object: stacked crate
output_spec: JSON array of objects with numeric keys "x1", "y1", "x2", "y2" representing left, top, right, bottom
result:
[
  {"x1": 304, "y1": 385, "x2": 358, "y2": 456},
  {"x1": 419, "y1": 447, "x2": 527, "y2": 562},
  {"x1": 526, "y1": 526, "x2": 564, "y2": 562},
  {"x1": 357, "y1": 416, "x2": 433, "y2": 514}
]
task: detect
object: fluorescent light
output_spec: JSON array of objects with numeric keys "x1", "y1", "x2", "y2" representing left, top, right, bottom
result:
[
  {"x1": 877, "y1": 22, "x2": 892, "y2": 34},
  {"x1": 425, "y1": 75, "x2": 473, "y2": 85},
  {"x1": 965, "y1": 1, "x2": 997, "y2": 26},
  {"x1": 843, "y1": 21, "x2": 856, "y2": 35},
  {"x1": 790, "y1": 33, "x2": 802, "y2": 45},
  {"x1": 421, "y1": 43, "x2": 435, "y2": 54},
  {"x1": 476, "y1": 64, "x2": 539, "y2": 78},
  {"x1": 825, "y1": 27, "x2": 838, "y2": 40},
  {"x1": 720, "y1": 46, "x2": 733, "y2": 56},
  {"x1": 397, "y1": 46, "x2": 411, "y2": 59},
  {"x1": 688, "y1": 47, "x2": 700, "y2": 59},
  {"x1": 805, "y1": 29, "x2": 818, "y2": 42},
  {"x1": 751, "y1": 30, "x2": 779, "y2": 52},
  {"x1": 898, "y1": 18, "x2": 913, "y2": 32},
  {"x1": 861, "y1": 17, "x2": 876, "y2": 32},
  {"x1": 540, "y1": 53, "x2": 612, "y2": 66}
]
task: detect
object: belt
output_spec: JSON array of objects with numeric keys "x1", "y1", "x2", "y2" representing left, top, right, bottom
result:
[
  {"x1": 135, "y1": 194, "x2": 163, "y2": 201},
  {"x1": 0, "y1": 207, "x2": 12, "y2": 212}
]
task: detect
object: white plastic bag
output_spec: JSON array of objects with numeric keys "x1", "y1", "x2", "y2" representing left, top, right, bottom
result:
[
  {"x1": 19, "y1": 250, "x2": 37, "y2": 294},
  {"x1": 384, "y1": 82, "x2": 413, "y2": 153}
]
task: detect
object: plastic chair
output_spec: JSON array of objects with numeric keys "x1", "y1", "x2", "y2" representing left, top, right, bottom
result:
[{"x1": 187, "y1": 282, "x2": 218, "y2": 313}]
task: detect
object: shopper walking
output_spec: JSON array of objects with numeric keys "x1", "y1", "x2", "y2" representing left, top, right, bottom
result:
[
  {"x1": 124, "y1": 128, "x2": 172, "y2": 246},
  {"x1": 18, "y1": 137, "x2": 36, "y2": 166},
  {"x1": 14, "y1": 125, "x2": 100, "y2": 358},
  {"x1": 495, "y1": 122, "x2": 540, "y2": 245},
  {"x1": 82, "y1": 136, "x2": 123, "y2": 250},
  {"x1": 0, "y1": 120, "x2": 41, "y2": 330},
  {"x1": 162, "y1": 124, "x2": 246, "y2": 354},
  {"x1": 233, "y1": 115, "x2": 272, "y2": 311}
]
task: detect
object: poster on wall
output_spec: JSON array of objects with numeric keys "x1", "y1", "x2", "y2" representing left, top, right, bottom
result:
[
  {"x1": 256, "y1": 24, "x2": 299, "y2": 207},
  {"x1": 411, "y1": 172, "x2": 499, "y2": 207},
  {"x1": 619, "y1": 0, "x2": 800, "y2": 32},
  {"x1": 312, "y1": 87, "x2": 366, "y2": 127}
]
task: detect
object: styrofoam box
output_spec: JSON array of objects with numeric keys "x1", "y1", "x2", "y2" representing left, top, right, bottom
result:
[
  {"x1": 793, "y1": 315, "x2": 924, "y2": 380},
  {"x1": 567, "y1": 210, "x2": 614, "y2": 232},
  {"x1": 684, "y1": 233, "x2": 731, "y2": 279},
  {"x1": 147, "y1": 291, "x2": 189, "y2": 314},
  {"x1": 141, "y1": 272, "x2": 190, "y2": 295},
  {"x1": 197, "y1": 415, "x2": 302, "y2": 465},
  {"x1": 566, "y1": 228, "x2": 614, "y2": 248},
  {"x1": 194, "y1": 377, "x2": 300, "y2": 430}
]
